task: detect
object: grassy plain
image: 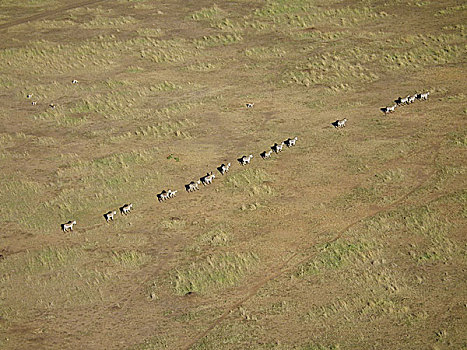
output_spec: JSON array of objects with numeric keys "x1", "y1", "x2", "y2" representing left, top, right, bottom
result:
[{"x1": 0, "y1": 0, "x2": 465, "y2": 349}]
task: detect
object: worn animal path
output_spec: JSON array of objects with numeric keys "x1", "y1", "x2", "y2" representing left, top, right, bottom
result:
[
  {"x1": 0, "y1": 0, "x2": 107, "y2": 31},
  {"x1": 182, "y1": 142, "x2": 441, "y2": 349}
]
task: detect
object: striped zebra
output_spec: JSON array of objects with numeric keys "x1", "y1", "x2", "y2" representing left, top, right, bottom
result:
[
  {"x1": 104, "y1": 210, "x2": 117, "y2": 222},
  {"x1": 260, "y1": 150, "x2": 273, "y2": 159},
  {"x1": 120, "y1": 203, "x2": 133, "y2": 214},
  {"x1": 186, "y1": 180, "x2": 201, "y2": 192},
  {"x1": 336, "y1": 118, "x2": 347, "y2": 128},
  {"x1": 284, "y1": 137, "x2": 298, "y2": 147},
  {"x1": 218, "y1": 162, "x2": 231, "y2": 175},
  {"x1": 157, "y1": 191, "x2": 168, "y2": 202},
  {"x1": 418, "y1": 92, "x2": 430, "y2": 100},
  {"x1": 238, "y1": 154, "x2": 253, "y2": 165},
  {"x1": 271, "y1": 143, "x2": 284, "y2": 153},
  {"x1": 395, "y1": 95, "x2": 410, "y2": 105},
  {"x1": 62, "y1": 220, "x2": 76, "y2": 232},
  {"x1": 381, "y1": 104, "x2": 396, "y2": 114},
  {"x1": 201, "y1": 172, "x2": 215, "y2": 185}
]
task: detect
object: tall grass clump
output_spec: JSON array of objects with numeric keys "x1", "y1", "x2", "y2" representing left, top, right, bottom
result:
[{"x1": 172, "y1": 252, "x2": 259, "y2": 295}]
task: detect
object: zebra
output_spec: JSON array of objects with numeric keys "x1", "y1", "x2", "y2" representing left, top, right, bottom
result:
[
  {"x1": 167, "y1": 189, "x2": 177, "y2": 199},
  {"x1": 157, "y1": 191, "x2": 168, "y2": 202},
  {"x1": 104, "y1": 210, "x2": 117, "y2": 222},
  {"x1": 185, "y1": 180, "x2": 201, "y2": 192},
  {"x1": 418, "y1": 92, "x2": 430, "y2": 100},
  {"x1": 120, "y1": 203, "x2": 133, "y2": 214},
  {"x1": 238, "y1": 154, "x2": 253, "y2": 165},
  {"x1": 260, "y1": 150, "x2": 273, "y2": 159},
  {"x1": 217, "y1": 162, "x2": 231, "y2": 175},
  {"x1": 271, "y1": 143, "x2": 284, "y2": 153},
  {"x1": 246, "y1": 103, "x2": 254, "y2": 108},
  {"x1": 62, "y1": 220, "x2": 76, "y2": 232},
  {"x1": 381, "y1": 104, "x2": 396, "y2": 114},
  {"x1": 49, "y1": 103, "x2": 55, "y2": 109},
  {"x1": 284, "y1": 136, "x2": 298, "y2": 147},
  {"x1": 72, "y1": 79, "x2": 79, "y2": 84},
  {"x1": 395, "y1": 95, "x2": 410, "y2": 105},
  {"x1": 27, "y1": 94, "x2": 33, "y2": 99},
  {"x1": 337, "y1": 118, "x2": 347, "y2": 128},
  {"x1": 201, "y1": 172, "x2": 215, "y2": 185},
  {"x1": 31, "y1": 101, "x2": 37, "y2": 106}
]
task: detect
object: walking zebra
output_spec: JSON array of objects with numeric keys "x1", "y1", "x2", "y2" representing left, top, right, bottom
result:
[
  {"x1": 201, "y1": 172, "x2": 215, "y2": 185},
  {"x1": 218, "y1": 163, "x2": 231, "y2": 175},
  {"x1": 238, "y1": 154, "x2": 253, "y2": 165},
  {"x1": 62, "y1": 220, "x2": 76, "y2": 232},
  {"x1": 284, "y1": 137, "x2": 298, "y2": 147},
  {"x1": 120, "y1": 203, "x2": 133, "y2": 214},
  {"x1": 186, "y1": 180, "x2": 201, "y2": 192},
  {"x1": 260, "y1": 150, "x2": 273, "y2": 159},
  {"x1": 271, "y1": 142, "x2": 284, "y2": 153},
  {"x1": 104, "y1": 211, "x2": 117, "y2": 222}
]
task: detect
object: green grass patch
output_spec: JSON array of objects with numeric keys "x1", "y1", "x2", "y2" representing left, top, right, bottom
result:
[
  {"x1": 172, "y1": 252, "x2": 259, "y2": 295},
  {"x1": 112, "y1": 250, "x2": 149, "y2": 268},
  {"x1": 225, "y1": 168, "x2": 273, "y2": 196},
  {"x1": 296, "y1": 240, "x2": 368, "y2": 277}
]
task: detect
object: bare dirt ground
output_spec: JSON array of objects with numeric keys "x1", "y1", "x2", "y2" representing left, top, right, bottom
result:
[{"x1": 0, "y1": 0, "x2": 466, "y2": 349}]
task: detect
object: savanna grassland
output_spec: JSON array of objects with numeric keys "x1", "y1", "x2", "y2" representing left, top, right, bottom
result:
[{"x1": 0, "y1": 0, "x2": 466, "y2": 349}]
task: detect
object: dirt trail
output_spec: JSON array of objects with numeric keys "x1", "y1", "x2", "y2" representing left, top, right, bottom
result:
[
  {"x1": 0, "y1": 0, "x2": 107, "y2": 31},
  {"x1": 182, "y1": 143, "x2": 441, "y2": 349}
]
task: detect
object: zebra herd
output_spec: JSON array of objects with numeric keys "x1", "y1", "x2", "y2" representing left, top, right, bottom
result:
[
  {"x1": 61, "y1": 136, "x2": 299, "y2": 231},
  {"x1": 381, "y1": 91, "x2": 430, "y2": 114},
  {"x1": 60, "y1": 89, "x2": 431, "y2": 232},
  {"x1": 26, "y1": 79, "x2": 78, "y2": 107}
]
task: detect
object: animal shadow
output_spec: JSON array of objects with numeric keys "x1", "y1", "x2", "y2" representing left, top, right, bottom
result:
[{"x1": 331, "y1": 120, "x2": 340, "y2": 128}]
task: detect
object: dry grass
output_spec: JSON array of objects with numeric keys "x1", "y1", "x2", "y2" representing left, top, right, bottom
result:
[{"x1": 0, "y1": 0, "x2": 465, "y2": 349}]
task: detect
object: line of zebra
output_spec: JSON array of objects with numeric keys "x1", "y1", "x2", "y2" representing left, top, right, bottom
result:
[
  {"x1": 380, "y1": 91, "x2": 430, "y2": 114},
  {"x1": 61, "y1": 137, "x2": 298, "y2": 231},
  {"x1": 26, "y1": 80, "x2": 78, "y2": 107}
]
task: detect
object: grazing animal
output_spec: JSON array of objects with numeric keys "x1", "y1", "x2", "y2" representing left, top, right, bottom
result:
[
  {"x1": 49, "y1": 103, "x2": 55, "y2": 109},
  {"x1": 218, "y1": 162, "x2": 231, "y2": 175},
  {"x1": 419, "y1": 92, "x2": 430, "y2": 100},
  {"x1": 201, "y1": 172, "x2": 215, "y2": 185},
  {"x1": 271, "y1": 142, "x2": 284, "y2": 153},
  {"x1": 62, "y1": 220, "x2": 76, "y2": 232},
  {"x1": 246, "y1": 103, "x2": 254, "y2": 108},
  {"x1": 31, "y1": 101, "x2": 37, "y2": 106},
  {"x1": 157, "y1": 191, "x2": 168, "y2": 202},
  {"x1": 395, "y1": 95, "x2": 410, "y2": 105},
  {"x1": 104, "y1": 210, "x2": 117, "y2": 222},
  {"x1": 238, "y1": 154, "x2": 253, "y2": 165},
  {"x1": 381, "y1": 104, "x2": 396, "y2": 114},
  {"x1": 185, "y1": 180, "x2": 201, "y2": 192},
  {"x1": 260, "y1": 150, "x2": 273, "y2": 159},
  {"x1": 120, "y1": 203, "x2": 133, "y2": 214},
  {"x1": 27, "y1": 94, "x2": 33, "y2": 99},
  {"x1": 408, "y1": 95, "x2": 416, "y2": 104},
  {"x1": 284, "y1": 137, "x2": 298, "y2": 147},
  {"x1": 167, "y1": 189, "x2": 177, "y2": 199},
  {"x1": 337, "y1": 118, "x2": 347, "y2": 128},
  {"x1": 72, "y1": 79, "x2": 78, "y2": 84}
]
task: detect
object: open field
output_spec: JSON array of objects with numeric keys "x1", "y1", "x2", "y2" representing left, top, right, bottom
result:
[{"x1": 0, "y1": 0, "x2": 466, "y2": 349}]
